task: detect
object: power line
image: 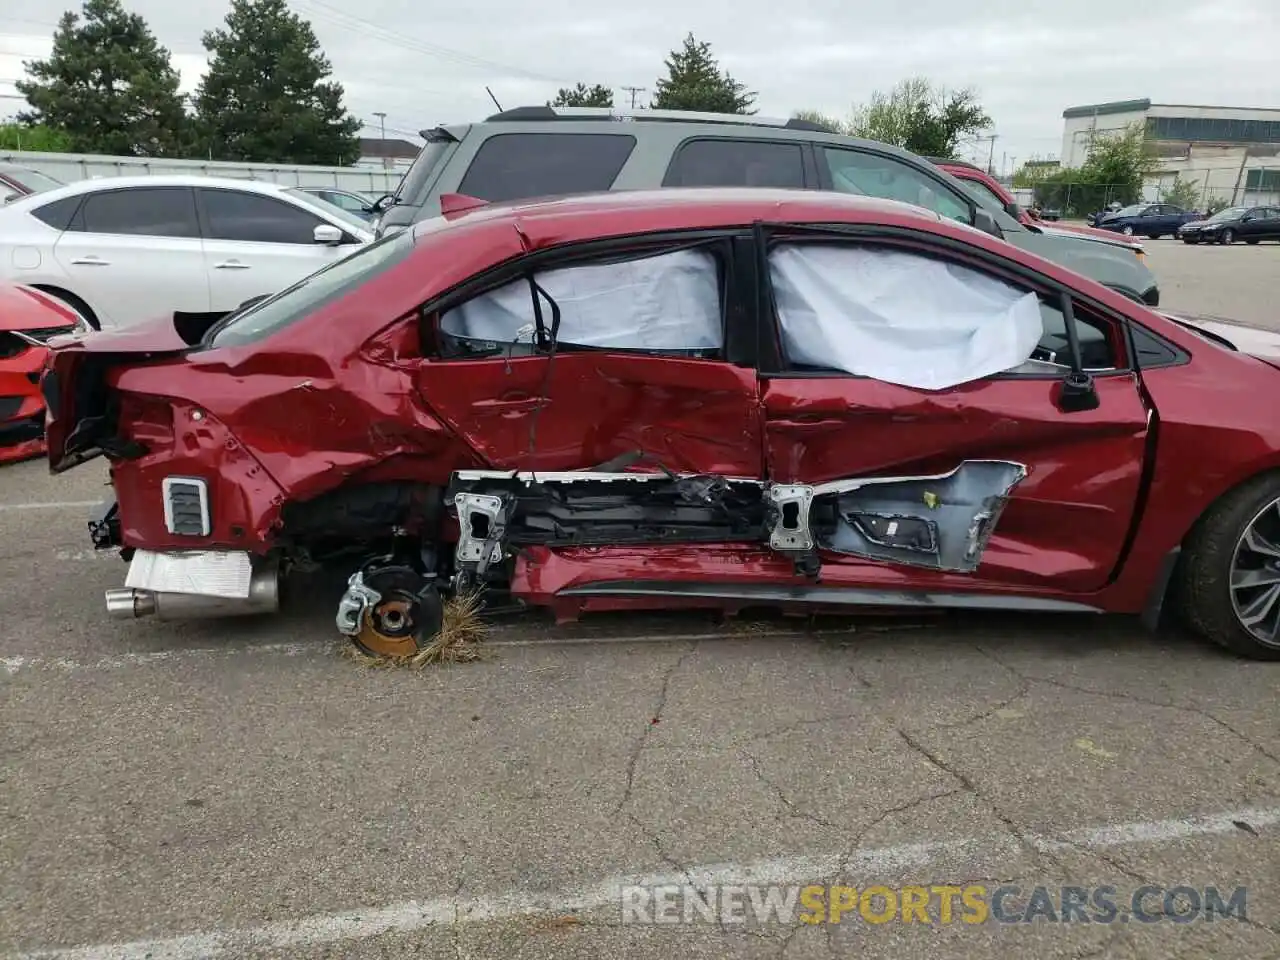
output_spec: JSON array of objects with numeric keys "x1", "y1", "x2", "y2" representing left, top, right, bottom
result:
[
  {"x1": 620, "y1": 85, "x2": 646, "y2": 109},
  {"x1": 290, "y1": 0, "x2": 571, "y2": 86}
]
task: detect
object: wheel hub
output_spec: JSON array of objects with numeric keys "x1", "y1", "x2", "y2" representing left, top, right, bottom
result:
[{"x1": 1228, "y1": 497, "x2": 1280, "y2": 648}]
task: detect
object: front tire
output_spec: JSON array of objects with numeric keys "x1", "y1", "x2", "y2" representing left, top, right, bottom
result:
[
  {"x1": 1122, "y1": 225, "x2": 1135, "y2": 236},
  {"x1": 1176, "y1": 473, "x2": 1280, "y2": 660},
  {"x1": 1220, "y1": 228, "x2": 1235, "y2": 245}
]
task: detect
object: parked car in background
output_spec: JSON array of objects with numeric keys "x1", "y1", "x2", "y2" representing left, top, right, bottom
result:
[
  {"x1": 0, "y1": 163, "x2": 64, "y2": 204},
  {"x1": 298, "y1": 186, "x2": 378, "y2": 221},
  {"x1": 0, "y1": 284, "x2": 88, "y2": 463},
  {"x1": 44, "y1": 188, "x2": 1280, "y2": 660},
  {"x1": 1178, "y1": 205, "x2": 1280, "y2": 245},
  {"x1": 373, "y1": 106, "x2": 1160, "y2": 305},
  {"x1": 1095, "y1": 203, "x2": 1200, "y2": 239},
  {"x1": 0, "y1": 175, "x2": 371, "y2": 330},
  {"x1": 1086, "y1": 202, "x2": 1123, "y2": 226},
  {"x1": 929, "y1": 157, "x2": 1148, "y2": 261}
]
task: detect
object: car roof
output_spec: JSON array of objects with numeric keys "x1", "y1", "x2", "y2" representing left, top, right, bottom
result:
[
  {"x1": 9, "y1": 174, "x2": 294, "y2": 205},
  {"x1": 427, "y1": 186, "x2": 945, "y2": 226}
]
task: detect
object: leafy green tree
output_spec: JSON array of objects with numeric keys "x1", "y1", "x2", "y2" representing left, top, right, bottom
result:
[
  {"x1": 0, "y1": 123, "x2": 74, "y2": 152},
  {"x1": 847, "y1": 77, "x2": 990, "y2": 158},
  {"x1": 651, "y1": 33, "x2": 756, "y2": 114},
  {"x1": 15, "y1": 0, "x2": 191, "y2": 156},
  {"x1": 1028, "y1": 124, "x2": 1159, "y2": 215},
  {"x1": 194, "y1": 0, "x2": 361, "y2": 164},
  {"x1": 549, "y1": 83, "x2": 613, "y2": 108},
  {"x1": 1162, "y1": 174, "x2": 1201, "y2": 209}
]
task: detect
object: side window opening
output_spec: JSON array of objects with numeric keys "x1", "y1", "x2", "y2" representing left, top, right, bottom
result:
[
  {"x1": 765, "y1": 242, "x2": 1119, "y2": 389},
  {"x1": 662, "y1": 139, "x2": 806, "y2": 189},
  {"x1": 430, "y1": 246, "x2": 727, "y2": 361},
  {"x1": 820, "y1": 148, "x2": 972, "y2": 224},
  {"x1": 456, "y1": 133, "x2": 636, "y2": 203}
]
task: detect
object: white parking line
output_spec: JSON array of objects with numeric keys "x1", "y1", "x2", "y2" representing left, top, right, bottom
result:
[
  {"x1": 0, "y1": 629, "x2": 817, "y2": 675},
  {"x1": 0, "y1": 500, "x2": 101, "y2": 512},
  {"x1": 10, "y1": 805, "x2": 1277, "y2": 959}
]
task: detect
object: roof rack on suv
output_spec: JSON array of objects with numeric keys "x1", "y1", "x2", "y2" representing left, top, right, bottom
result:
[{"x1": 483, "y1": 105, "x2": 831, "y2": 132}]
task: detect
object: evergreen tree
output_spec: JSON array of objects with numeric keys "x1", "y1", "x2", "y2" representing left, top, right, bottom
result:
[
  {"x1": 651, "y1": 34, "x2": 755, "y2": 114},
  {"x1": 16, "y1": 0, "x2": 191, "y2": 156},
  {"x1": 195, "y1": 0, "x2": 361, "y2": 164},
  {"x1": 549, "y1": 83, "x2": 614, "y2": 108}
]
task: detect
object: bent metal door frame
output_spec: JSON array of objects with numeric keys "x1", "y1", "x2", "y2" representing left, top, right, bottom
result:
[
  {"x1": 750, "y1": 225, "x2": 1152, "y2": 595},
  {"x1": 411, "y1": 229, "x2": 767, "y2": 477}
]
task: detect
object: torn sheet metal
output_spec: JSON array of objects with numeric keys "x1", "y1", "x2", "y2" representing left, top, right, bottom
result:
[
  {"x1": 439, "y1": 247, "x2": 723, "y2": 352},
  {"x1": 815, "y1": 460, "x2": 1027, "y2": 572},
  {"x1": 768, "y1": 244, "x2": 1044, "y2": 390}
]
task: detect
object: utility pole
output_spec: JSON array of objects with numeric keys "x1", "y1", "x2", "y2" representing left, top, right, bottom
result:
[
  {"x1": 975, "y1": 134, "x2": 998, "y2": 175},
  {"x1": 372, "y1": 111, "x2": 387, "y2": 143},
  {"x1": 621, "y1": 85, "x2": 646, "y2": 109}
]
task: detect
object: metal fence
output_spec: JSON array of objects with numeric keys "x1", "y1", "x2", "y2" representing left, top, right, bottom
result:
[
  {"x1": 1026, "y1": 166, "x2": 1280, "y2": 217},
  {"x1": 0, "y1": 149, "x2": 407, "y2": 193}
]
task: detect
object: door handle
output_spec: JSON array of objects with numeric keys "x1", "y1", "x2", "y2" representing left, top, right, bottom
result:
[
  {"x1": 214, "y1": 260, "x2": 251, "y2": 270},
  {"x1": 70, "y1": 256, "x2": 110, "y2": 266}
]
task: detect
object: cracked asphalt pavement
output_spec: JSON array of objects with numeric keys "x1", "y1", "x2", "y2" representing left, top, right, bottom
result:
[{"x1": 2, "y1": 241, "x2": 1278, "y2": 959}]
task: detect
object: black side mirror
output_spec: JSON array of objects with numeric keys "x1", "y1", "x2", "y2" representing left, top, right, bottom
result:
[
  {"x1": 370, "y1": 193, "x2": 395, "y2": 213},
  {"x1": 1005, "y1": 201, "x2": 1021, "y2": 219},
  {"x1": 973, "y1": 208, "x2": 1004, "y2": 240}
]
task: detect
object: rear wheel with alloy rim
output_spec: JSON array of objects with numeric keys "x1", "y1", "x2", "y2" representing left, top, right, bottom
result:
[{"x1": 1176, "y1": 473, "x2": 1280, "y2": 659}]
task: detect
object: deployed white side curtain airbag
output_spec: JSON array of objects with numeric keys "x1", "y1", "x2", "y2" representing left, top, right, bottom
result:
[
  {"x1": 441, "y1": 248, "x2": 723, "y2": 351},
  {"x1": 768, "y1": 244, "x2": 1044, "y2": 391}
]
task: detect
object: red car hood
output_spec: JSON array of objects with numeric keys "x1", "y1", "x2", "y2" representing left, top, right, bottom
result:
[{"x1": 1158, "y1": 311, "x2": 1280, "y2": 361}]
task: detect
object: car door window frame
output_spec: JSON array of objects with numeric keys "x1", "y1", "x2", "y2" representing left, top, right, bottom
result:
[
  {"x1": 814, "y1": 146, "x2": 978, "y2": 226},
  {"x1": 194, "y1": 186, "x2": 354, "y2": 245},
  {"x1": 69, "y1": 186, "x2": 201, "y2": 239},
  {"x1": 416, "y1": 229, "x2": 757, "y2": 367},
  {"x1": 752, "y1": 226, "x2": 1135, "y2": 383}
]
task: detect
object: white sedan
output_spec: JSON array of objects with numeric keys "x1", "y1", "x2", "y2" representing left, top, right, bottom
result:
[{"x1": 0, "y1": 174, "x2": 373, "y2": 330}]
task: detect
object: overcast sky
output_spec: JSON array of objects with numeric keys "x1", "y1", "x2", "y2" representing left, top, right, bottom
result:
[{"x1": 2, "y1": 0, "x2": 1277, "y2": 171}]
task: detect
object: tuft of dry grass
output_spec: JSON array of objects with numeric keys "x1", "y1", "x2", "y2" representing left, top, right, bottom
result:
[
  {"x1": 340, "y1": 588, "x2": 490, "y2": 669},
  {"x1": 408, "y1": 588, "x2": 489, "y2": 667}
]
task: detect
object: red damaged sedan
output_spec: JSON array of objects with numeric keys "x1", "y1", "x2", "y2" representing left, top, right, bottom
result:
[
  {"x1": 1, "y1": 285, "x2": 89, "y2": 463},
  {"x1": 40, "y1": 188, "x2": 1280, "y2": 660}
]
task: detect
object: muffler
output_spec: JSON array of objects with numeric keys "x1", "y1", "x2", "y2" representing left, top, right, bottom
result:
[{"x1": 105, "y1": 555, "x2": 281, "y2": 621}]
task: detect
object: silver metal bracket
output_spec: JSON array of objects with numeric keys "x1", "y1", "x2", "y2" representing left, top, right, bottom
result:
[
  {"x1": 767, "y1": 484, "x2": 815, "y2": 552},
  {"x1": 335, "y1": 570, "x2": 382, "y2": 637},
  {"x1": 451, "y1": 492, "x2": 508, "y2": 577}
]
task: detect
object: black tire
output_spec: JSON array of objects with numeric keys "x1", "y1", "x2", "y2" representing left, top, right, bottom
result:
[
  {"x1": 1122, "y1": 225, "x2": 1135, "y2": 236},
  {"x1": 1220, "y1": 228, "x2": 1235, "y2": 245},
  {"x1": 1175, "y1": 472, "x2": 1280, "y2": 660},
  {"x1": 1182, "y1": 237, "x2": 1198, "y2": 244},
  {"x1": 1246, "y1": 239, "x2": 1259, "y2": 245},
  {"x1": 1149, "y1": 234, "x2": 1162, "y2": 241},
  {"x1": 30, "y1": 285, "x2": 100, "y2": 330}
]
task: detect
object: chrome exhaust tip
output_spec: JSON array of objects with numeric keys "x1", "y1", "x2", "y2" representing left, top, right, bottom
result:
[
  {"x1": 105, "y1": 588, "x2": 157, "y2": 619},
  {"x1": 104, "y1": 556, "x2": 281, "y2": 620}
]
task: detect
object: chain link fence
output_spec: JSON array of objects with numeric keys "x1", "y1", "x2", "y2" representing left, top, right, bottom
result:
[{"x1": 1024, "y1": 166, "x2": 1280, "y2": 218}]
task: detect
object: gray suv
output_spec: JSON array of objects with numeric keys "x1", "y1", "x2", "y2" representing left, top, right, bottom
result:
[{"x1": 374, "y1": 106, "x2": 1159, "y2": 305}]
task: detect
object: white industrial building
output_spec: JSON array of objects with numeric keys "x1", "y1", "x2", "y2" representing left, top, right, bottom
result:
[{"x1": 1060, "y1": 99, "x2": 1280, "y2": 206}]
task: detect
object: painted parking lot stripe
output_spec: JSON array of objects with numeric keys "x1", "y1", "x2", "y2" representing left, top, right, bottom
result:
[
  {"x1": 9, "y1": 805, "x2": 1278, "y2": 960},
  {"x1": 0, "y1": 499, "x2": 102, "y2": 511},
  {"x1": 1, "y1": 628, "x2": 829, "y2": 675}
]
